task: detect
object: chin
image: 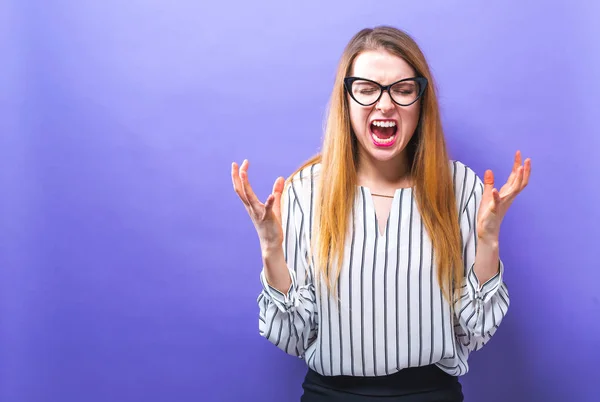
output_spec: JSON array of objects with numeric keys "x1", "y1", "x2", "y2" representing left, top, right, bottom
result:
[
  {"x1": 362, "y1": 140, "x2": 406, "y2": 161},
  {"x1": 371, "y1": 151, "x2": 404, "y2": 163}
]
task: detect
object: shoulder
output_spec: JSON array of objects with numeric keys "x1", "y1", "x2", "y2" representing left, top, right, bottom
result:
[
  {"x1": 449, "y1": 160, "x2": 484, "y2": 213},
  {"x1": 289, "y1": 162, "x2": 322, "y2": 185},
  {"x1": 449, "y1": 160, "x2": 481, "y2": 186},
  {"x1": 283, "y1": 162, "x2": 321, "y2": 212}
]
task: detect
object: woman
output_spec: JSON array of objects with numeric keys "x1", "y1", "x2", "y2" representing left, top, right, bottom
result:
[{"x1": 232, "y1": 26, "x2": 531, "y2": 401}]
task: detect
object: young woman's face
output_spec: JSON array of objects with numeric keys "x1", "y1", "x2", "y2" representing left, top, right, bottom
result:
[{"x1": 347, "y1": 50, "x2": 423, "y2": 165}]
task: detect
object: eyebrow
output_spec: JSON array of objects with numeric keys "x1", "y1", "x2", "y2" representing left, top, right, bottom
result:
[{"x1": 350, "y1": 76, "x2": 418, "y2": 84}]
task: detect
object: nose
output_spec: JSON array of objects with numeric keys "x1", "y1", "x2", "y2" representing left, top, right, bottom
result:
[{"x1": 376, "y1": 91, "x2": 394, "y2": 114}]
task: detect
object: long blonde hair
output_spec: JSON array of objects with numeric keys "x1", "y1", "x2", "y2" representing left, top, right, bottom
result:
[{"x1": 290, "y1": 26, "x2": 462, "y2": 304}]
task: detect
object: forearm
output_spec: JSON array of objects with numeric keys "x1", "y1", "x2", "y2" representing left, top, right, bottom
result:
[
  {"x1": 457, "y1": 235, "x2": 509, "y2": 350},
  {"x1": 473, "y1": 236, "x2": 500, "y2": 286},
  {"x1": 262, "y1": 246, "x2": 293, "y2": 295},
  {"x1": 258, "y1": 252, "x2": 317, "y2": 356}
]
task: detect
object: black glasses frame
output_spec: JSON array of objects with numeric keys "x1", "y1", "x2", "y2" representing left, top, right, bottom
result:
[{"x1": 343, "y1": 76, "x2": 428, "y2": 107}]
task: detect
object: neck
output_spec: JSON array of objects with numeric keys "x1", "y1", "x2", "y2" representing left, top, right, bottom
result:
[{"x1": 356, "y1": 150, "x2": 412, "y2": 191}]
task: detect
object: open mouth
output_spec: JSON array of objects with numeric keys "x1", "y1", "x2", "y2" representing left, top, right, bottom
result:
[{"x1": 370, "y1": 120, "x2": 398, "y2": 147}]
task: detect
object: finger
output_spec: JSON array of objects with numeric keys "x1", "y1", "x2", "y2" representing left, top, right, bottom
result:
[
  {"x1": 512, "y1": 166, "x2": 525, "y2": 192},
  {"x1": 263, "y1": 194, "x2": 275, "y2": 219},
  {"x1": 265, "y1": 177, "x2": 285, "y2": 214},
  {"x1": 232, "y1": 162, "x2": 250, "y2": 206},
  {"x1": 513, "y1": 150, "x2": 522, "y2": 169},
  {"x1": 505, "y1": 166, "x2": 524, "y2": 201},
  {"x1": 270, "y1": 177, "x2": 286, "y2": 220},
  {"x1": 479, "y1": 169, "x2": 494, "y2": 211},
  {"x1": 477, "y1": 169, "x2": 494, "y2": 220},
  {"x1": 491, "y1": 188, "x2": 501, "y2": 213},
  {"x1": 521, "y1": 158, "x2": 531, "y2": 189},
  {"x1": 484, "y1": 169, "x2": 494, "y2": 188},
  {"x1": 506, "y1": 150, "x2": 523, "y2": 187},
  {"x1": 239, "y1": 160, "x2": 263, "y2": 212},
  {"x1": 483, "y1": 169, "x2": 495, "y2": 199}
]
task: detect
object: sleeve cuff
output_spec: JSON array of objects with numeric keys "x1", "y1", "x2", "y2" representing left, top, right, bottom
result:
[
  {"x1": 260, "y1": 269, "x2": 297, "y2": 312},
  {"x1": 466, "y1": 260, "x2": 504, "y2": 304}
]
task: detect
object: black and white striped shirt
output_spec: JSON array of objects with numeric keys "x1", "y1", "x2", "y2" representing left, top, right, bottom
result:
[{"x1": 257, "y1": 161, "x2": 509, "y2": 377}]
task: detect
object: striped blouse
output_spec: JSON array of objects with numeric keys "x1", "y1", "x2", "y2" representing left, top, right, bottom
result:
[{"x1": 257, "y1": 160, "x2": 509, "y2": 377}]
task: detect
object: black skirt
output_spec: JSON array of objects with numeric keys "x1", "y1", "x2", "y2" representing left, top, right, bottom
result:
[{"x1": 300, "y1": 365, "x2": 463, "y2": 402}]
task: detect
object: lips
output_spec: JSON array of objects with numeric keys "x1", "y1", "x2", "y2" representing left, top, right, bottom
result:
[{"x1": 370, "y1": 119, "x2": 398, "y2": 147}]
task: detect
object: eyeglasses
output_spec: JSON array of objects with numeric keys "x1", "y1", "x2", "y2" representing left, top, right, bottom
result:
[{"x1": 343, "y1": 76, "x2": 428, "y2": 107}]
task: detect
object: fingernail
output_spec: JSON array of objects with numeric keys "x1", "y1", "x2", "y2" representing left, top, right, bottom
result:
[{"x1": 484, "y1": 170, "x2": 493, "y2": 184}]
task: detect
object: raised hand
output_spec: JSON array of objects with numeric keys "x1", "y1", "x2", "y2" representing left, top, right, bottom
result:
[
  {"x1": 477, "y1": 151, "x2": 531, "y2": 241},
  {"x1": 232, "y1": 160, "x2": 286, "y2": 253}
]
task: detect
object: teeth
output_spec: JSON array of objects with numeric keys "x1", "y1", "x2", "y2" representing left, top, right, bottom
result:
[
  {"x1": 372, "y1": 133, "x2": 395, "y2": 144},
  {"x1": 372, "y1": 120, "x2": 396, "y2": 128}
]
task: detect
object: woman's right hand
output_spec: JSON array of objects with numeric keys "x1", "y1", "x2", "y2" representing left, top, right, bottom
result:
[{"x1": 232, "y1": 160, "x2": 286, "y2": 254}]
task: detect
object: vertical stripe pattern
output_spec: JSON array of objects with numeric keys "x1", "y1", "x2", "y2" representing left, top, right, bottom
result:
[{"x1": 258, "y1": 160, "x2": 510, "y2": 377}]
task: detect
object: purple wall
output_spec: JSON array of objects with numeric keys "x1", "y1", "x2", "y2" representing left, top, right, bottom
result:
[{"x1": 1, "y1": 1, "x2": 599, "y2": 401}]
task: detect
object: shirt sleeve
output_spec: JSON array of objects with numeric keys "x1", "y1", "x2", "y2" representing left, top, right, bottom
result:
[
  {"x1": 453, "y1": 172, "x2": 510, "y2": 352},
  {"x1": 257, "y1": 180, "x2": 317, "y2": 358}
]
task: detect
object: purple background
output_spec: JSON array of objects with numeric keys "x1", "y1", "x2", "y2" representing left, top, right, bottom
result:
[{"x1": 1, "y1": 1, "x2": 599, "y2": 401}]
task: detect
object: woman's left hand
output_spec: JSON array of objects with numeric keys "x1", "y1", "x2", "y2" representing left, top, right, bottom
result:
[{"x1": 477, "y1": 150, "x2": 531, "y2": 242}]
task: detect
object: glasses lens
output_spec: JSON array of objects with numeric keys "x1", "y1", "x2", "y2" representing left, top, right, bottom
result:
[
  {"x1": 350, "y1": 80, "x2": 381, "y2": 105},
  {"x1": 390, "y1": 79, "x2": 422, "y2": 105}
]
